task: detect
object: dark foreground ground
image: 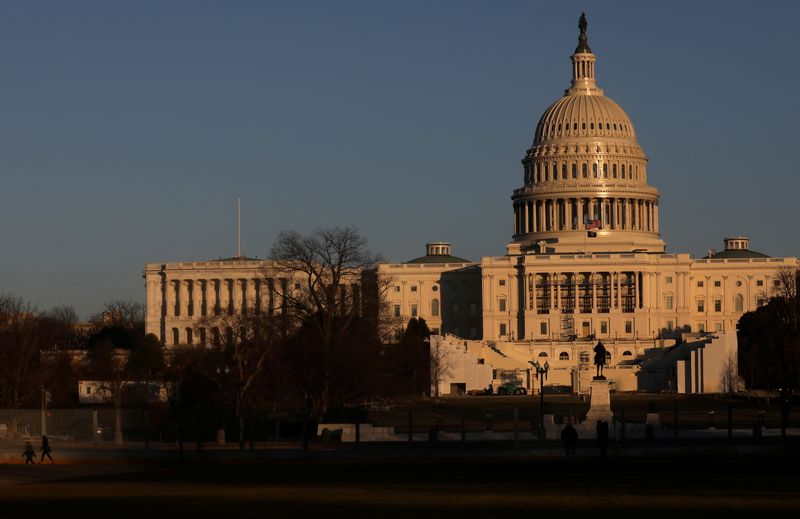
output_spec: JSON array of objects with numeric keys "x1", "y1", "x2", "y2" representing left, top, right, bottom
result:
[{"x1": 2, "y1": 448, "x2": 800, "y2": 518}]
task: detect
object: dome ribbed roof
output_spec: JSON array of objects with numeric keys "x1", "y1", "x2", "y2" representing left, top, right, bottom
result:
[{"x1": 534, "y1": 94, "x2": 637, "y2": 144}]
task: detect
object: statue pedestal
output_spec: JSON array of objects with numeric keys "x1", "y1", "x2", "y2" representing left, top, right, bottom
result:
[{"x1": 584, "y1": 379, "x2": 613, "y2": 426}]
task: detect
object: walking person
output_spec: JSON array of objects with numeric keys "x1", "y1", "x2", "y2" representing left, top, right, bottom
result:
[
  {"x1": 596, "y1": 420, "x2": 609, "y2": 461},
  {"x1": 39, "y1": 435, "x2": 53, "y2": 464},
  {"x1": 22, "y1": 442, "x2": 36, "y2": 465},
  {"x1": 560, "y1": 421, "x2": 579, "y2": 465}
]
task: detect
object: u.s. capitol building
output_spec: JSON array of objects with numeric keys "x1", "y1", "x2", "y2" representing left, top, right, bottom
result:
[{"x1": 145, "y1": 16, "x2": 797, "y2": 394}]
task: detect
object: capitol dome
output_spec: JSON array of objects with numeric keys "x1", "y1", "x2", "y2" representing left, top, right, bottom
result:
[
  {"x1": 509, "y1": 14, "x2": 665, "y2": 255},
  {"x1": 534, "y1": 94, "x2": 637, "y2": 144}
]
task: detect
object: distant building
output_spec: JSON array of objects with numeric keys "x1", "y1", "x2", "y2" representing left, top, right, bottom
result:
[{"x1": 144, "y1": 16, "x2": 797, "y2": 394}]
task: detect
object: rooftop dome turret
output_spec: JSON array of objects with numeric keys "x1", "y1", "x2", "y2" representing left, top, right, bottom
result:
[{"x1": 509, "y1": 14, "x2": 665, "y2": 255}]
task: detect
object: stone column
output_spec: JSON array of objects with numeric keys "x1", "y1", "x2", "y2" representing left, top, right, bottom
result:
[
  {"x1": 146, "y1": 278, "x2": 157, "y2": 319},
  {"x1": 178, "y1": 280, "x2": 189, "y2": 317},
  {"x1": 247, "y1": 279, "x2": 256, "y2": 314},
  {"x1": 205, "y1": 279, "x2": 216, "y2": 315},
  {"x1": 523, "y1": 202, "x2": 529, "y2": 233},
  {"x1": 634, "y1": 271, "x2": 640, "y2": 310},
  {"x1": 219, "y1": 279, "x2": 227, "y2": 315},
  {"x1": 192, "y1": 280, "x2": 202, "y2": 317},
  {"x1": 653, "y1": 202, "x2": 661, "y2": 232},
  {"x1": 591, "y1": 272, "x2": 597, "y2": 312},
  {"x1": 608, "y1": 271, "x2": 617, "y2": 310},
  {"x1": 565, "y1": 199, "x2": 573, "y2": 230},
  {"x1": 555, "y1": 272, "x2": 561, "y2": 309},
  {"x1": 233, "y1": 278, "x2": 243, "y2": 313},
  {"x1": 164, "y1": 279, "x2": 174, "y2": 317}
]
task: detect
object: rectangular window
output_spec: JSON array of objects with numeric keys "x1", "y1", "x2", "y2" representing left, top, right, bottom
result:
[
  {"x1": 498, "y1": 298, "x2": 506, "y2": 312},
  {"x1": 410, "y1": 304, "x2": 418, "y2": 317},
  {"x1": 393, "y1": 304, "x2": 401, "y2": 317},
  {"x1": 697, "y1": 299, "x2": 705, "y2": 312},
  {"x1": 540, "y1": 322, "x2": 548, "y2": 335},
  {"x1": 757, "y1": 280, "x2": 763, "y2": 287},
  {"x1": 666, "y1": 320, "x2": 674, "y2": 331},
  {"x1": 625, "y1": 321, "x2": 632, "y2": 334},
  {"x1": 715, "y1": 322, "x2": 723, "y2": 331},
  {"x1": 469, "y1": 303, "x2": 477, "y2": 315},
  {"x1": 665, "y1": 276, "x2": 673, "y2": 284},
  {"x1": 499, "y1": 279, "x2": 506, "y2": 286},
  {"x1": 665, "y1": 295, "x2": 674, "y2": 310},
  {"x1": 295, "y1": 283, "x2": 301, "y2": 290},
  {"x1": 499, "y1": 323, "x2": 507, "y2": 336},
  {"x1": 697, "y1": 322, "x2": 705, "y2": 332},
  {"x1": 600, "y1": 321, "x2": 608, "y2": 334},
  {"x1": 774, "y1": 280, "x2": 781, "y2": 287},
  {"x1": 714, "y1": 280, "x2": 721, "y2": 287},
  {"x1": 410, "y1": 286, "x2": 417, "y2": 292},
  {"x1": 394, "y1": 286, "x2": 400, "y2": 292},
  {"x1": 714, "y1": 299, "x2": 722, "y2": 312},
  {"x1": 697, "y1": 280, "x2": 704, "y2": 288}
]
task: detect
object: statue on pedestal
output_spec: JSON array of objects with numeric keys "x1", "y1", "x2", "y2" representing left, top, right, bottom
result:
[{"x1": 593, "y1": 341, "x2": 607, "y2": 379}]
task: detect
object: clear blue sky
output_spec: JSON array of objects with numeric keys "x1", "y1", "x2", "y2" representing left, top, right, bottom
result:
[{"x1": 1, "y1": 1, "x2": 798, "y2": 318}]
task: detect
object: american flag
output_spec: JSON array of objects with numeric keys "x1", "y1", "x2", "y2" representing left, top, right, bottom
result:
[{"x1": 586, "y1": 219, "x2": 602, "y2": 230}]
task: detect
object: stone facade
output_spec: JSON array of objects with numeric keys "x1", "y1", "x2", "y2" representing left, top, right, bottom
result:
[{"x1": 144, "y1": 17, "x2": 797, "y2": 394}]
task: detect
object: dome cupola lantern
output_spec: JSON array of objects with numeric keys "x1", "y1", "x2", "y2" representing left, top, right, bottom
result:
[
  {"x1": 509, "y1": 14, "x2": 666, "y2": 255},
  {"x1": 569, "y1": 13, "x2": 601, "y2": 95}
]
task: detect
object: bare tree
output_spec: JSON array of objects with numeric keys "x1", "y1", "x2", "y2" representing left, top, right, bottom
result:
[
  {"x1": 721, "y1": 353, "x2": 741, "y2": 395},
  {"x1": 197, "y1": 312, "x2": 277, "y2": 447},
  {"x1": 269, "y1": 226, "x2": 387, "y2": 413},
  {"x1": 0, "y1": 295, "x2": 67, "y2": 440},
  {"x1": 429, "y1": 338, "x2": 456, "y2": 401},
  {"x1": 87, "y1": 338, "x2": 128, "y2": 445}
]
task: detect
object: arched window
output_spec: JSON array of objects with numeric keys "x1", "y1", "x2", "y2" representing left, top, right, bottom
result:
[
  {"x1": 603, "y1": 163, "x2": 608, "y2": 178},
  {"x1": 431, "y1": 299, "x2": 440, "y2": 317},
  {"x1": 172, "y1": 327, "x2": 180, "y2": 345},
  {"x1": 562, "y1": 163, "x2": 567, "y2": 179},
  {"x1": 572, "y1": 164, "x2": 577, "y2": 178},
  {"x1": 612, "y1": 164, "x2": 617, "y2": 178},
  {"x1": 559, "y1": 351, "x2": 569, "y2": 361},
  {"x1": 212, "y1": 327, "x2": 221, "y2": 345},
  {"x1": 579, "y1": 351, "x2": 590, "y2": 363},
  {"x1": 592, "y1": 163, "x2": 598, "y2": 178},
  {"x1": 582, "y1": 163, "x2": 588, "y2": 178},
  {"x1": 621, "y1": 164, "x2": 626, "y2": 178},
  {"x1": 582, "y1": 122, "x2": 586, "y2": 130},
  {"x1": 735, "y1": 294, "x2": 743, "y2": 313},
  {"x1": 590, "y1": 122, "x2": 595, "y2": 130},
  {"x1": 573, "y1": 122, "x2": 578, "y2": 130},
  {"x1": 622, "y1": 350, "x2": 633, "y2": 356},
  {"x1": 605, "y1": 351, "x2": 612, "y2": 363},
  {"x1": 538, "y1": 351, "x2": 548, "y2": 358},
  {"x1": 185, "y1": 328, "x2": 193, "y2": 345},
  {"x1": 544, "y1": 164, "x2": 549, "y2": 181}
]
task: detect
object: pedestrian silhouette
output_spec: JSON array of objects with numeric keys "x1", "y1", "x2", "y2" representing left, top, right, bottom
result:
[
  {"x1": 596, "y1": 420, "x2": 609, "y2": 461},
  {"x1": 39, "y1": 435, "x2": 53, "y2": 464},
  {"x1": 560, "y1": 422, "x2": 579, "y2": 465},
  {"x1": 23, "y1": 442, "x2": 36, "y2": 464}
]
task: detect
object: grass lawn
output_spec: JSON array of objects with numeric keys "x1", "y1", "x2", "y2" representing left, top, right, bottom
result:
[{"x1": 1, "y1": 452, "x2": 799, "y2": 517}]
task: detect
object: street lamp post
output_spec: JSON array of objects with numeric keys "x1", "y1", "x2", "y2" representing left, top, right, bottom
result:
[
  {"x1": 530, "y1": 360, "x2": 549, "y2": 439},
  {"x1": 216, "y1": 365, "x2": 229, "y2": 445}
]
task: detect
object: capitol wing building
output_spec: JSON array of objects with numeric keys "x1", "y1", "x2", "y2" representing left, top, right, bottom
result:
[{"x1": 145, "y1": 17, "x2": 797, "y2": 396}]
